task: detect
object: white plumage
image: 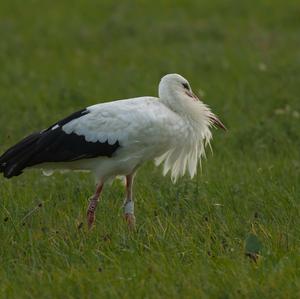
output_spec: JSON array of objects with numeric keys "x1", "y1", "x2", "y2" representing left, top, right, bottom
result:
[
  {"x1": 44, "y1": 75, "x2": 221, "y2": 181},
  {"x1": 0, "y1": 73, "x2": 225, "y2": 229}
]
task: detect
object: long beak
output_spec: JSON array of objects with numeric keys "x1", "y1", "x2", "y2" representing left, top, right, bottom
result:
[
  {"x1": 185, "y1": 90, "x2": 199, "y2": 101},
  {"x1": 209, "y1": 115, "x2": 227, "y2": 131},
  {"x1": 185, "y1": 90, "x2": 227, "y2": 131}
]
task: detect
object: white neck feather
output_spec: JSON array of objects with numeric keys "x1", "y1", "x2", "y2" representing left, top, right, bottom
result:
[{"x1": 156, "y1": 80, "x2": 216, "y2": 182}]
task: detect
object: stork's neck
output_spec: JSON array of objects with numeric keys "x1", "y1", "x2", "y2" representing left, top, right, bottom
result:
[
  {"x1": 159, "y1": 97, "x2": 214, "y2": 143},
  {"x1": 158, "y1": 90, "x2": 185, "y2": 116}
]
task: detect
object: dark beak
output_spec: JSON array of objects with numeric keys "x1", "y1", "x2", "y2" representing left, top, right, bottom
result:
[{"x1": 209, "y1": 115, "x2": 227, "y2": 131}]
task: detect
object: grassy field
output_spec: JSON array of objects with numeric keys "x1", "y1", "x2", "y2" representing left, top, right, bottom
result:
[{"x1": 0, "y1": 0, "x2": 299, "y2": 298}]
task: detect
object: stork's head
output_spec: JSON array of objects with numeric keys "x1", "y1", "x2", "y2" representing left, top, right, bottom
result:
[{"x1": 159, "y1": 73, "x2": 226, "y2": 130}]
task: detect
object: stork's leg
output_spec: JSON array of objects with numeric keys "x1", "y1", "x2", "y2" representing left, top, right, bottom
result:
[
  {"x1": 124, "y1": 174, "x2": 136, "y2": 229},
  {"x1": 87, "y1": 181, "x2": 103, "y2": 229}
]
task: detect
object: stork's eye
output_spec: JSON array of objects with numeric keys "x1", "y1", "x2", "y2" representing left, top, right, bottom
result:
[{"x1": 182, "y1": 83, "x2": 190, "y2": 90}]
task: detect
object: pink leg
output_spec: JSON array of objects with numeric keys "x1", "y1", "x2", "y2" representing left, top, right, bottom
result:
[
  {"x1": 87, "y1": 181, "x2": 103, "y2": 230},
  {"x1": 124, "y1": 174, "x2": 136, "y2": 229}
]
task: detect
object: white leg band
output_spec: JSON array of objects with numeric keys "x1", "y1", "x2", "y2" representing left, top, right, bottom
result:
[{"x1": 124, "y1": 201, "x2": 134, "y2": 214}]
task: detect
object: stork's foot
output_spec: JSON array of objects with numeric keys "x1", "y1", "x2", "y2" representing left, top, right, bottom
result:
[
  {"x1": 124, "y1": 213, "x2": 136, "y2": 230},
  {"x1": 87, "y1": 197, "x2": 98, "y2": 230}
]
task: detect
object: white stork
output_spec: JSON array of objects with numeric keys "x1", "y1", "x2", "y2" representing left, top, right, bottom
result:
[{"x1": 0, "y1": 74, "x2": 226, "y2": 229}]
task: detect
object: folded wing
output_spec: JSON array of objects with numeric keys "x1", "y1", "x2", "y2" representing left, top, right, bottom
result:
[{"x1": 0, "y1": 108, "x2": 120, "y2": 178}]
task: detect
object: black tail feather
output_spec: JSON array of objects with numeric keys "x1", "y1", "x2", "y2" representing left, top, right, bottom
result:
[{"x1": 0, "y1": 132, "x2": 41, "y2": 178}]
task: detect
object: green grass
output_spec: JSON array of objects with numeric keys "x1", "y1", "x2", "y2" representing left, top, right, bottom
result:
[{"x1": 0, "y1": 0, "x2": 300, "y2": 298}]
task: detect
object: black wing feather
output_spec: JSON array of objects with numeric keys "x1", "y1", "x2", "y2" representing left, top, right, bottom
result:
[{"x1": 0, "y1": 108, "x2": 120, "y2": 178}]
